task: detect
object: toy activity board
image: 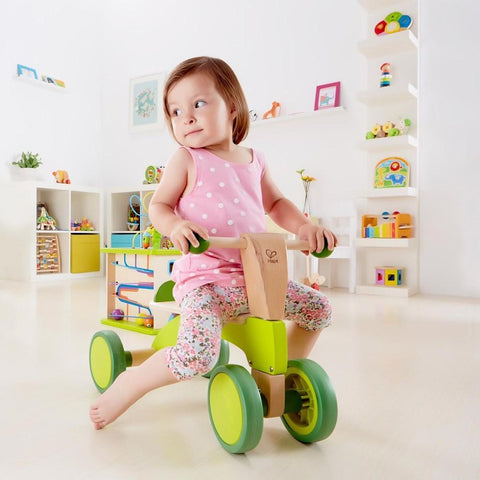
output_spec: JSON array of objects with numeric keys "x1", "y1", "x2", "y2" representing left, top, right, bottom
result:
[
  {"x1": 36, "y1": 234, "x2": 61, "y2": 273},
  {"x1": 375, "y1": 11, "x2": 412, "y2": 36},
  {"x1": 374, "y1": 157, "x2": 409, "y2": 189}
]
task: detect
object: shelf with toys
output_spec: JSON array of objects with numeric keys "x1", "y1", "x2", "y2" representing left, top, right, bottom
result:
[
  {"x1": 249, "y1": 106, "x2": 345, "y2": 128},
  {"x1": 356, "y1": 2, "x2": 419, "y2": 296},
  {"x1": 357, "y1": 82, "x2": 417, "y2": 105},
  {"x1": 0, "y1": 181, "x2": 103, "y2": 281},
  {"x1": 357, "y1": 29, "x2": 418, "y2": 57}
]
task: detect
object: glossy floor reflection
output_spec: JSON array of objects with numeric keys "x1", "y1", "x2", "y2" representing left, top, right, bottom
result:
[{"x1": 1, "y1": 277, "x2": 479, "y2": 479}]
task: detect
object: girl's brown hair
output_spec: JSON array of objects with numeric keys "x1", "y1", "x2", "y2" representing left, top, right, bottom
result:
[{"x1": 163, "y1": 56, "x2": 249, "y2": 145}]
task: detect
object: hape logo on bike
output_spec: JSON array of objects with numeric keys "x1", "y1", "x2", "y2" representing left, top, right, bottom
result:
[{"x1": 265, "y1": 249, "x2": 278, "y2": 264}]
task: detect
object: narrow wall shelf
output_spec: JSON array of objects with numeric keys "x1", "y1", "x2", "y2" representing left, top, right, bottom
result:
[
  {"x1": 361, "y1": 134, "x2": 418, "y2": 151},
  {"x1": 357, "y1": 30, "x2": 418, "y2": 57},
  {"x1": 16, "y1": 75, "x2": 67, "y2": 92},
  {"x1": 362, "y1": 187, "x2": 418, "y2": 198},
  {"x1": 250, "y1": 107, "x2": 345, "y2": 128},
  {"x1": 357, "y1": 83, "x2": 417, "y2": 105},
  {"x1": 356, "y1": 237, "x2": 417, "y2": 248}
]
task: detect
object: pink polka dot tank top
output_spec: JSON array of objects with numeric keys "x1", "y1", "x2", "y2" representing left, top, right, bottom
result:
[{"x1": 171, "y1": 147, "x2": 267, "y2": 302}]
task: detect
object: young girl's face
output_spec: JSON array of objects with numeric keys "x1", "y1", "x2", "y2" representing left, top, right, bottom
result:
[{"x1": 166, "y1": 72, "x2": 236, "y2": 150}]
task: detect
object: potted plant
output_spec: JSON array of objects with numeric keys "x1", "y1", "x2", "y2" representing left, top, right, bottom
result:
[{"x1": 10, "y1": 151, "x2": 44, "y2": 181}]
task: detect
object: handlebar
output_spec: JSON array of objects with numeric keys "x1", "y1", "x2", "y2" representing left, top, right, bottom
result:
[{"x1": 189, "y1": 233, "x2": 334, "y2": 258}]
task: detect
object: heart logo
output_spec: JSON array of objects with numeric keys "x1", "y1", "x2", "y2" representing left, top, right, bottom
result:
[{"x1": 265, "y1": 249, "x2": 277, "y2": 259}]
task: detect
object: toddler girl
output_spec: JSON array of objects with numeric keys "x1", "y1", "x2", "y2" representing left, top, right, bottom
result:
[{"x1": 90, "y1": 56, "x2": 336, "y2": 429}]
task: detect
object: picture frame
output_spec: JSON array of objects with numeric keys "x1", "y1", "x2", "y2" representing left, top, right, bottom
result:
[
  {"x1": 17, "y1": 64, "x2": 38, "y2": 80},
  {"x1": 314, "y1": 81, "x2": 341, "y2": 110},
  {"x1": 129, "y1": 73, "x2": 166, "y2": 132}
]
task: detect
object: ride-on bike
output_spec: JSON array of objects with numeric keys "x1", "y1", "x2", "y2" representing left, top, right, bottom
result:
[{"x1": 89, "y1": 233, "x2": 337, "y2": 453}]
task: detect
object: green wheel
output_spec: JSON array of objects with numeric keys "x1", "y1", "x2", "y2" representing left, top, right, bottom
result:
[
  {"x1": 89, "y1": 330, "x2": 127, "y2": 393},
  {"x1": 281, "y1": 359, "x2": 337, "y2": 443},
  {"x1": 203, "y1": 340, "x2": 230, "y2": 378},
  {"x1": 208, "y1": 365, "x2": 264, "y2": 453}
]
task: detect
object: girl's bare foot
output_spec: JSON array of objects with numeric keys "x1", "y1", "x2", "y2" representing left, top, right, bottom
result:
[
  {"x1": 89, "y1": 350, "x2": 178, "y2": 429},
  {"x1": 89, "y1": 370, "x2": 144, "y2": 429}
]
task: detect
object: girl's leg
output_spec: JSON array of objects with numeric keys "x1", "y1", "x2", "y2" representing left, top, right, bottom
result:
[
  {"x1": 89, "y1": 349, "x2": 178, "y2": 430},
  {"x1": 90, "y1": 284, "x2": 249, "y2": 429},
  {"x1": 284, "y1": 280, "x2": 332, "y2": 359}
]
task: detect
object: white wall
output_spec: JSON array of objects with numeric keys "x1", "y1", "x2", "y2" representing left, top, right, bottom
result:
[
  {"x1": 418, "y1": 1, "x2": 480, "y2": 297},
  {"x1": 1, "y1": 0, "x2": 479, "y2": 297},
  {"x1": 0, "y1": 1, "x2": 104, "y2": 186},
  {"x1": 100, "y1": 0, "x2": 365, "y2": 212}
]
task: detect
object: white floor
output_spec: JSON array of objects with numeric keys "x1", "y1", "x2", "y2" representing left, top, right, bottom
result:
[{"x1": 1, "y1": 277, "x2": 479, "y2": 480}]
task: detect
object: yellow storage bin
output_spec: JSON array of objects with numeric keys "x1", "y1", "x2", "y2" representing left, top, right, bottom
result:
[{"x1": 71, "y1": 234, "x2": 100, "y2": 273}]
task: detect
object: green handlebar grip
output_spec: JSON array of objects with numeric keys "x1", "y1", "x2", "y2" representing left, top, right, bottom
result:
[
  {"x1": 189, "y1": 233, "x2": 210, "y2": 254},
  {"x1": 311, "y1": 237, "x2": 334, "y2": 258}
]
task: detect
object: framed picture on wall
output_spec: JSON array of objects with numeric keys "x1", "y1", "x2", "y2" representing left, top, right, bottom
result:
[
  {"x1": 17, "y1": 64, "x2": 38, "y2": 80},
  {"x1": 314, "y1": 82, "x2": 341, "y2": 110},
  {"x1": 129, "y1": 73, "x2": 166, "y2": 132}
]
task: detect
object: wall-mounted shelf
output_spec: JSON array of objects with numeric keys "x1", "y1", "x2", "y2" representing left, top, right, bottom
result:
[
  {"x1": 362, "y1": 187, "x2": 418, "y2": 198},
  {"x1": 358, "y1": 83, "x2": 417, "y2": 105},
  {"x1": 357, "y1": 30, "x2": 418, "y2": 57},
  {"x1": 250, "y1": 107, "x2": 345, "y2": 128},
  {"x1": 356, "y1": 237, "x2": 416, "y2": 248},
  {"x1": 16, "y1": 75, "x2": 67, "y2": 92},
  {"x1": 361, "y1": 134, "x2": 418, "y2": 151}
]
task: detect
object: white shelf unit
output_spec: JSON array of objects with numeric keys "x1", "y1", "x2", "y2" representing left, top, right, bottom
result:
[
  {"x1": 106, "y1": 184, "x2": 158, "y2": 247},
  {"x1": 356, "y1": 0, "x2": 419, "y2": 296},
  {"x1": 0, "y1": 181, "x2": 103, "y2": 281}
]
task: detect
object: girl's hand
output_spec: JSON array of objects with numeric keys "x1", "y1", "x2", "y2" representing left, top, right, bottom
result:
[
  {"x1": 170, "y1": 220, "x2": 209, "y2": 255},
  {"x1": 297, "y1": 223, "x2": 338, "y2": 255}
]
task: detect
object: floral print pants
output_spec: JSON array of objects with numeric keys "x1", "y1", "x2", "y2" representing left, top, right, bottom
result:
[{"x1": 164, "y1": 280, "x2": 332, "y2": 380}]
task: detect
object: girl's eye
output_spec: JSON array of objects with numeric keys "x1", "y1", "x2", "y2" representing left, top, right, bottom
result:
[
  {"x1": 195, "y1": 100, "x2": 206, "y2": 108},
  {"x1": 172, "y1": 108, "x2": 182, "y2": 117}
]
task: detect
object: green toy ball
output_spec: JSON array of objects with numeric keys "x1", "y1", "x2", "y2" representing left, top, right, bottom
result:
[{"x1": 189, "y1": 233, "x2": 210, "y2": 254}]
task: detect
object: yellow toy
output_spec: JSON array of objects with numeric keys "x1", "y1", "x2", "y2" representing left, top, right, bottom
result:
[
  {"x1": 89, "y1": 233, "x2": 337, "y2": 453},
  {"x1": 52, "y1": 170, "x2": 71, "y2": 184}
]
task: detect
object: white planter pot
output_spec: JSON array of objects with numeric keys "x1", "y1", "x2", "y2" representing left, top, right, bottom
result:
[{"x1": 9, "y1": 166, "x2": 45, "y2": 182}]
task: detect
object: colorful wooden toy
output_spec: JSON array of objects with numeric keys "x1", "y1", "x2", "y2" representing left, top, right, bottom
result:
[
  {"x1": 362, "y1": 212, "x2": 412, "y2": 238},
  {"x1": 376, "y1": 266, "x2": 403, "y2": 286},
  {"x1": 374, "y1": 157, "x2": 409, "y2": 189},
  {"x1": 375, "y1": 11, "x2": 412, "y2": 36}
]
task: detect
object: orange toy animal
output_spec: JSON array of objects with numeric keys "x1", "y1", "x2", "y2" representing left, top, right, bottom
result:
[
  {"x1": 52, "y1": 170, "x2": 71, "y2": 184},
  {"x1": 262, "y1": 101, "x2": 281, "y2": 119}
]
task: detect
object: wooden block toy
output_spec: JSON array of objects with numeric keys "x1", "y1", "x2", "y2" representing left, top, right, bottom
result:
[
  {"x1": 376, "y1": 266, "x2": 403, "y2": 286},
  {"x1": 362, "y1": 213, "x2": 412, "y2": 238}
]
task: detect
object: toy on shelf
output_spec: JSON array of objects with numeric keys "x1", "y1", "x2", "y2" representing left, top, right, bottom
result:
[
  {"x1": 144, "y1": 165, "x2": 164, "y2": 184},
  {"x1": 365, "y1": 118, "x2": 411, "y2": 140},
  {"x1": 52, "y1": 170, "x2": 71, "y2": 184},
  {"x1": 37, "y1": 205, "x2": 57, "y2": 230},
  {"x1": 36, "y1": 234, "x2": 61, "y2": 273},
  {"x1": 71, "y1": 218, "x2": 95, "y2": 231},
  {"x1": 376, "y1": 266, "x2": 403, "y2": 286},
  {"x1": 375, "y1": 11, "x2": 412, "y2": 36},
  {"x1": 380, "y1": 63, "x2": 391, "y2": 87},
  {"x1": 127, "y1": 200, "x2": 140, "y2": 231},
  {"x1": 262, "y1": 101, "x2": 281, "y2": 119},
  {"x1": 362, "y1": 212, "x2": 412, "y2": 238},
  {"x1": 374, "y1": 157, "x2": 409, "y2": 189}
]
